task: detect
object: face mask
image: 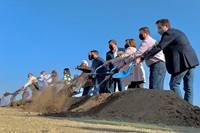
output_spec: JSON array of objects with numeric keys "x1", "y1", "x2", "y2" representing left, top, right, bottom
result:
[
  {"x1": 109, "y1": 45, "x2": 114, "y2": 50},
  {"x1": 158, "y1": 28, "x2": 164, "y2": 35},
  {"x1": 88, "y1": 55, "x2": 92, "y2": 60},
  {"x1": 88, "y1": 55, "x2": 94, "y2": 60},
  {"x1": 139, "y1": 34, "x2": 145, "y2": 40},
  {"x1": 124, "y1": 44, "x2": 129, "y2": 49}
]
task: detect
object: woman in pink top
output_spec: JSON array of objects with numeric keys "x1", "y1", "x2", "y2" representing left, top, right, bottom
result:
[{"x1": 104, "y1": 39, "x2": 146, "y2": 88}]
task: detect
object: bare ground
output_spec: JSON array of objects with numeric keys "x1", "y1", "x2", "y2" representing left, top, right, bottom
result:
[
  {"x1": 1, "y1": 107, "x2": 200, "y2": 133},
  {"x1": 2, "y1": 77, "x2": 200, "y2": 133}
]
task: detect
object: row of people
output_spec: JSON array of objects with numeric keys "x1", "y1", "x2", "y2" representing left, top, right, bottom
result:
[
  {"x1": 82, "y1": 40, "x2": 146, "y2": 96},
  {"x1": 81, "y1": 19, "x2": 199, "y2": 105},
  {"x1": 2, "y1": 68, "x2": 73, "y2": 101},
  {"x1": 1, "y1": 19, "x2": 198, "y2": 106},
  {"x1": 82, "y1": 30, "x2": 164, "y2": 95},
  {"x1": 104, "y1": 27, "x2": 166, "y2": 91},
  {"x1": 116, "y1": 19, "x2": 199, "y2": 104}
]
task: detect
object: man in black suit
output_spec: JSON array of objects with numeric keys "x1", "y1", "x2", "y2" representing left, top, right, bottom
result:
[
  {"x1": 106, "y1": 39, "x2": 125, "y2": 92},
  {"x1": 144, "y1": 19, "x2": 199, "y2": 104},
  {"x1": 89, "y1": 50, "x2": 108, "y2": 94}
]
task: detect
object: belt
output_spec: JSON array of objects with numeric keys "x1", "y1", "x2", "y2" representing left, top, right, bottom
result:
[{"x1": 150, "y1": 60, "x2": 163, "y2": 67}]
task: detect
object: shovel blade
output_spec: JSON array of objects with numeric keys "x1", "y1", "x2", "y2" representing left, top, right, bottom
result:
[{"x1": 112, "y1": 71, "x2": 132, "y2": 78}]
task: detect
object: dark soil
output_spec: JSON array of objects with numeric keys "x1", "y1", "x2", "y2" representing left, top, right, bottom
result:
[
  {"x1": 7, "y1": 75, "x2": 200, "y2": 128},
  {"x1": 45, "y1": 89, "x2": 200, "y2": 127}
]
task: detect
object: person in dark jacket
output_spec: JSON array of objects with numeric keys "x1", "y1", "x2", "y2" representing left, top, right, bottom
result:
[
  {"x1": 144, "y1": 19, "x2": 199, "y2": 104},
  {"x1": 106, "y1": 39, "x2": 125, "y2": 92},
  {"x1": 89, "y1": 50, "x2": 108, "y2": 94},
  {"x1": 88, "y1": 50, "x2": 108, "y2": 94}
]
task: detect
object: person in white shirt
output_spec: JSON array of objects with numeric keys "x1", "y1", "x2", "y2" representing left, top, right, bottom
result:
[
  {"x1": 1, "y1": 95, "x2": 10, "y2": 107},
  {"x1": 18, "y1": 73, "x2": 39, "y2": 99},
  {"x1": 37, "y1": 71, "x2": 52, "y2": 89}
]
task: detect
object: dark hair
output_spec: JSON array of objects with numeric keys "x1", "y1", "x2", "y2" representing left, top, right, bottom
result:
[
  {"x1": 28, "y1": 73, "x2": 33, "y2": 76},
  {"x1": 156, "y1": 19, "x2": 171, "y2": 28},
  {"x1": 91, "y1": 50, "x2": 98, "y2": 55},
  {"x1": 40, "y1": 71, "x2": 45, "y2": 74},
  {"x1": 108, "y1": 39, "x2": 117, "y2": 45},
  {"x1": 51, "y1": 70, "x2": 58, "y2": 77},
  {"x1": 139, "y1": 27, "x2": 150, "y2": 34},
  {"x1": 64, "y1": 68, "x2": 71, "y2": 76}
]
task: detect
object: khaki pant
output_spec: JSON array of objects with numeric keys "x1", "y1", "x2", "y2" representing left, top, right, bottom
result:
[{"x1": 29, "y1": 82, "x2": 39, "y2": 100}]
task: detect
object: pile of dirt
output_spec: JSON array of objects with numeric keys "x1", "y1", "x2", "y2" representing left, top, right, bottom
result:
[
  {"x1": 42, "y1": 89, "x2": 200, "y2": 128},
  {"x1": 5, "y1": 73, "x2": 200, "y2": 128}
]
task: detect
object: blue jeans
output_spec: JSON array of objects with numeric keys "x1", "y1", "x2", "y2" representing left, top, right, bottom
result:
[
  {"x1": 107, "y1": 78, "x2": 125, "y2": 92},
  {"x1": 169, "y1": 67, "x2": 195, "y2": 104},
  {"x1": 149, "y1": 62, "x2": 166, "y2": 90}
]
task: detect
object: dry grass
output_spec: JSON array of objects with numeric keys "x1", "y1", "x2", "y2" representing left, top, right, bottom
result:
[{"x1": 0, "y1": 107, "x2": 200, "y2": 133}]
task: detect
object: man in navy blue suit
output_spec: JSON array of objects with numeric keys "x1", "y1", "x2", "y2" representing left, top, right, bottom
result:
[
  {"x1": 89, "y1": 50, "x2": 108, "y2": 94},
  {"x1": 144, "y1": 19, "x2": 199, "y2": 104},
  {"x1": 106, "y1": 39, "x2": 125, "y2": 92}
]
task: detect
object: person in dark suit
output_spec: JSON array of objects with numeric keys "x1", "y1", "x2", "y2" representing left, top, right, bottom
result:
[
  {"x1": 106, "y1": 39, "x2": 125, "y2": 92},
  {"x1": 89, "y1": 50, "x2": 108, "y2": 94},
  {"x1": 144, "y1": 19, "x2": 199, "y2": 104}
]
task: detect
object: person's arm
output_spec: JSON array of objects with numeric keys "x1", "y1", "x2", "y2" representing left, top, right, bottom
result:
[
  {"x1": 125, "y1": 40, "x2": 151, "y2": 64},
  {"x1": 44, "y1": 75, "x2": 51, "y2": 82},
  {"x1": 111, "y1": 47, "x2": 136, "y2": 64},
  {"x1": 23, "y1": 77, "x2": 36, "y2": 88},
  {"x1": 37, "y1": 75, "x2": 44, "y2": 81},
  {"x1": 144, "y1": 32, "x2": 173, "y2": 60},
  {"x1": 23, "y1": 80, "x2": 32, "y2": 88}
]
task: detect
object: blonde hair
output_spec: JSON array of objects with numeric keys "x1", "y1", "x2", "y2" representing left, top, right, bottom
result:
[{"x1": 126, "y1": 39, "x2": 136, "y2": 48}]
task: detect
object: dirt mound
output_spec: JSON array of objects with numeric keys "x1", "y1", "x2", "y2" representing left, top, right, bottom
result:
[
  {"x1": 42, "y1": 89, "x2": 200, "y2": 127},
  {"x1": 95, "y1": 89, "x2": 200, "y2": 127},
  {"x1": 6, "y1": 79, "x2": 200, "y2": 128}
]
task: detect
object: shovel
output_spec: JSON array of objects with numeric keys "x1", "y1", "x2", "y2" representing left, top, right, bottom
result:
[
  {"x1": 112, "y1": 63, "x2": 135, "y2": 78},
  {"x1": 90, "y1": 66, "x2": 118, "y2": 76},
  {"x1": 3, "y1": 92, "x2": 11, "y2": 97},
  {"x1": 88, "y1": 67, "x2": 117, "y2": 95},
  {"x1": 90, "y1": 79, "x2": 107, "y2": 95},
  {"x1": 10, "y1": 89, "x2": 22, "y2": 102},
  {"x1": 73, "y1": 65, "x2": 109, "y2": 96},
  {"x1": 87, "y1": 65, "x2": 103, "y2": 76},
  {"x1": 74, "y1": 88, "x2": 83, "y2": 95}
]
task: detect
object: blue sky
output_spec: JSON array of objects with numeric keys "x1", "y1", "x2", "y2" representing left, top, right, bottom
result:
[{"x1": 0, "y1": 0, "x2": 199, "y2": 106}]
